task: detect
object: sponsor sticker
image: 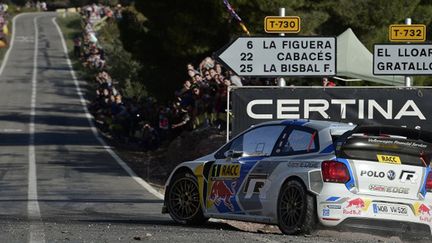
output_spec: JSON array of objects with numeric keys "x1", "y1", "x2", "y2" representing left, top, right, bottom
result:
[
  {"x1": 372, "y1": 203, "x2": 408, "y2": 216},
  {"x1": 343, "y1": 198, "x2": 371, "y2": 215},
  {"x1": 399, "y1": 170, "x2": 417, "y2": 183},
  {"x1": 414, "y1": 203, "x2": 432, "y2": 223},
  {"x1": 323, "y1": 208, "x2": 330, "y2": 217},
  {"x1": 243, "y1": 174, "x2": 268, "y2": 199},
  {"x1": 287, "y1": 161, "x2": 320, "y2": 168},
  {"x1": 326, "y1": 204, "x2": 342, "y2": 209},
  {"x1": 211, "y1": 164, "x2": 241, "y2": 179},
  {"x1": 377, "y1": 154, "x2": 401, "y2": 164},
  {"x1": 326, "y1": 196, "x2": 340, "y2": 202},
  {"x1": 207, "y1": 181, "x2": 236, "y2": 211},
  {"x1": 368, "y1": 184, "x2": 409, "y2": 194}
]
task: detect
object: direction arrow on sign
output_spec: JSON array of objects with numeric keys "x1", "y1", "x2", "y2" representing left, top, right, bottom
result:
[{"x1": 215, "y1": 37, "x2": 336, "y2": 77}]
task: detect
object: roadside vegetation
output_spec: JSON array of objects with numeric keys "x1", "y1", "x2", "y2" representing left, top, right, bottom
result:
[{"x1": 119, "y1": 0, "x2": 432, "y2": 95}]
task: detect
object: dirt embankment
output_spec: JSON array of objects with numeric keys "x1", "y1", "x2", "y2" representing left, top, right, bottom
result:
[{"x1": 112, "y1": 128, "x2": 226, "y2": 187}]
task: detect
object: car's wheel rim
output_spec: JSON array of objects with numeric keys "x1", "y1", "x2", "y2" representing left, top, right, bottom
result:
[
  {"x1": 169, "y1": 177, "x2": 200, "y2": 220},
  {"x1": 280, "y1": 186, "x2": 303, "y2": 228}
]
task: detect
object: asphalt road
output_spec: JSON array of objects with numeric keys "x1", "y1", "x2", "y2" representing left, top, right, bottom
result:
[{"x1": 0, "y1": 12, "x2": 427, "y2": 243}]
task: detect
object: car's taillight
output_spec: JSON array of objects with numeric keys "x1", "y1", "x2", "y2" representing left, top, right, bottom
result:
[
  {"x1": 426, "y1": 171, "x2": 432, "y2": 192},
  {"x1": 321, "y1": 160, "x2": 350, "y2": 183}
]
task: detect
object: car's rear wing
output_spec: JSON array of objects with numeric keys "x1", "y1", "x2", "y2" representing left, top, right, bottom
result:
[
  {"x1": 347, "y1": 125, "x2": 432, "y2": 143},
  {"x1": 335, "y1": 125, "x2": 432, "y2": 167}
]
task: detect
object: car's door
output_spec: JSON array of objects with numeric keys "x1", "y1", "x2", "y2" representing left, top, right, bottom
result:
[{"x1": 203, "y1": 125, "x2": 287, "y2": 215}]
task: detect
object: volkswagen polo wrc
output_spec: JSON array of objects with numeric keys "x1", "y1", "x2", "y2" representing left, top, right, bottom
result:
[{"x1": 162, "y1": 119, "x2": 432, "y2": 236}]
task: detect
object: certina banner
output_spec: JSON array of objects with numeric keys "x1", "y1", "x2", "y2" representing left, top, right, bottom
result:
[
  {"x1": 216, "y1": 36, "x2": 336, "y2": 77},
  {"x1": 231, "y1": 87, "x2": 432, "y2": 136},
  {"x1": 373, "y1": 44, "x2": 432, "y2": 75}
]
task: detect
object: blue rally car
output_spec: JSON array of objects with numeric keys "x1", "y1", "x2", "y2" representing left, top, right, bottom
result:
[{"x1": 162, "y1": 119, "x2": 432, "y2": 236}]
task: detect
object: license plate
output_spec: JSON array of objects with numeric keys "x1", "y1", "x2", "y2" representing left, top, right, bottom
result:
[{"x1": 372, "y1": 203, "x2": 408, "y2": 216}]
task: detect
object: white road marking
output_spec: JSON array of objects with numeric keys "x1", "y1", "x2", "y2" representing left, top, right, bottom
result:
[
  {"x1": 0, "y1": 13, "x2": 27, "y2": 76},
  {"x1": 0, "y1": 12, "x2": 46, "y2": 243},
  {"x1": 15, "y1": 36, "x2": 35, "y2": 43},
  {"x1": 1, "y1": 128, "x2": 23, "y2": 132},
  {"x1": 28, "y1": 16, "x2": 45, "y2": 243},
  {"x1": 51, "y1": 17, "x2": 164, "y2": 200}
]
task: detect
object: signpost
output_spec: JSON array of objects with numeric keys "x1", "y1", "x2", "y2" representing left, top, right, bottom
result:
[
  {"x1": 389, "y1": 24, "x2": 426, "y2": 42},
  {"x1": 264, "y1": 16, "x2": 300, "y2": 33},
  {"x1": 216, "y1": 36, "x2": 336, "y2": 77}
]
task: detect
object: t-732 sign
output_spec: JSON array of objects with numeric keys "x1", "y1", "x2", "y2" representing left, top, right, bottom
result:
[
  {"x1": 389, "y1": 24, "x2": 426, "y2": 42},
  {"x1": 216, "y1": 37, "x2": 336, "y2": 77}
]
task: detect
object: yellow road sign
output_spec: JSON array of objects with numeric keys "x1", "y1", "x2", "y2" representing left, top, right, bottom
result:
[
  {"x1": 389, "y1": 24, "x2": 426, "y2": 42},
  {"x1": 264, "y1": 16, "x2": 301, "y2": 33}
]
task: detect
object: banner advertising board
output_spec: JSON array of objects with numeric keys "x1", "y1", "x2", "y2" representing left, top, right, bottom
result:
[{"x1": 231, "y1": 87, "x2": 432, "y2": 137}]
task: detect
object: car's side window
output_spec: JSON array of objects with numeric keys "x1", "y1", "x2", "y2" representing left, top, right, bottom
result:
[
  {"x1": 274, "y1": 127, "x2": 319, "y2": 155},
  {"x1": 242, "y1": 125, "x2": 286, "y2": 156},
  {"x1": 214, "y1": 125, "x2": 286, "y2": 159},
  {"x1": 230, "y1": 135, "x2": 244, "y2": 152}
]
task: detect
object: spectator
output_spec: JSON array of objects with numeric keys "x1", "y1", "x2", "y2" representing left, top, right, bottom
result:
[
  {"x1": 73, "y1": 35, "x2": 81, "y2": 58},
  {"x1": 158, "y1": 107, "x2": 170, "y2": 141},
  {"x1": 322, "y1": 77, "x2": 336, "y2": 87},
  {"x1": 40, "y1": 1, "x2": 47, "y2": 11},
  {"x1": 140, "y1": 123, "x2": 159, "y2": 151}
]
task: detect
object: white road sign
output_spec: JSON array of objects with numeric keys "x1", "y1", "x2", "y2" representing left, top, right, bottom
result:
[
  {"x1": 374, "y1": 44, "x2": 432, "y2": 75},
  {"x1": 216, "y1": 37, "x2": 336, "y2": 77}
]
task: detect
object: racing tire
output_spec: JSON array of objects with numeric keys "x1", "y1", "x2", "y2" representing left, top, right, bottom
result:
[
  {"x1": 167, "y1": 172, "x2": 207, "y2": 225},
  {"x1": 277, "y1": 179, "x2": 316, "y2": 235}
]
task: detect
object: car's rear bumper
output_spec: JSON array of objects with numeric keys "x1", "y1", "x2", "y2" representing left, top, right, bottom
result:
[
  {"x1": 335, "y1": 218, "x2": 431, "y2": 236},
  {"x1": 317, "y1": 185, "x2": 432, "y2": 235}
]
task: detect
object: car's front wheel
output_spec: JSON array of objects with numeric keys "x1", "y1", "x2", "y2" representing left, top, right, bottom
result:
[
  {"x1": 277, "y1": 179, "x2": 316, "y2": 235},
  {"x1": 167, "y1": 172, "x2": 207, "y2": 225}
]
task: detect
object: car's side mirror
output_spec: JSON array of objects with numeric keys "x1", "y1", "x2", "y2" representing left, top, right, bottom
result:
[{"x1": 224, "y1": 150, "x2": 243, "y2": 159}]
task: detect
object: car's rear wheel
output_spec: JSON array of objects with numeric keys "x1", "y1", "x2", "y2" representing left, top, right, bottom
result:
[
  {"x1": 167, "y1": 172, "x2": 207, "y2": 225},
  {"x1": 277, "y1": 179, "x2": 316, "y2": 235}
]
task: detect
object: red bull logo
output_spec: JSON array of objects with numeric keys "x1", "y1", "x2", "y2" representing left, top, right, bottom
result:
[
  {"x1": 209, "y1": 181, "x2": 236, "y2": 211},
  {"x1": 343, "y1": 198, "x2": 371, "y2": 216},
  {"x1": 417, "y1": 203, "x2": 432, "y2": 223},
  {"x1": 346, "y1": 198, "x2": 365, "y2": 209},
  {"x1": 418, "y1": 204, "x2": 431, "y2": 216}
]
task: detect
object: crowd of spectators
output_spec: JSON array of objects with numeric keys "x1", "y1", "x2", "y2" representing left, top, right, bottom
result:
[
  {"x1": 76, "y1": 3, "x2": 336, "y2": 151},
  {"x1": 74, "y1": 3, "x2": 247, "y2": 151},
  {"x1": 25, "y1": 1, "x2": 47, "y2": 11},
  {"x1": 0, "y1": 1, "x2": 8, "y2": 47},
  {"x1": 76, "y1": 4, "x2": 163, "y2": 151}
]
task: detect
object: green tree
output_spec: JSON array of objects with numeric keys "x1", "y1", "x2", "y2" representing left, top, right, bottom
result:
[
  {"x1": 118, "y1": 0, "x2": 432, "y2": 97},
  {"x1": 118, "y1": 0, "x2": 231, "y2": 100}
]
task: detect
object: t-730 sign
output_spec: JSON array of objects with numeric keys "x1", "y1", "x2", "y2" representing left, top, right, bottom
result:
[
  {"x1": 264, "y1": 16, "x2": 301, "y2": 33},
  {"x1": 216, "y1": 37, "x2": 336, "y2": 77}
]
